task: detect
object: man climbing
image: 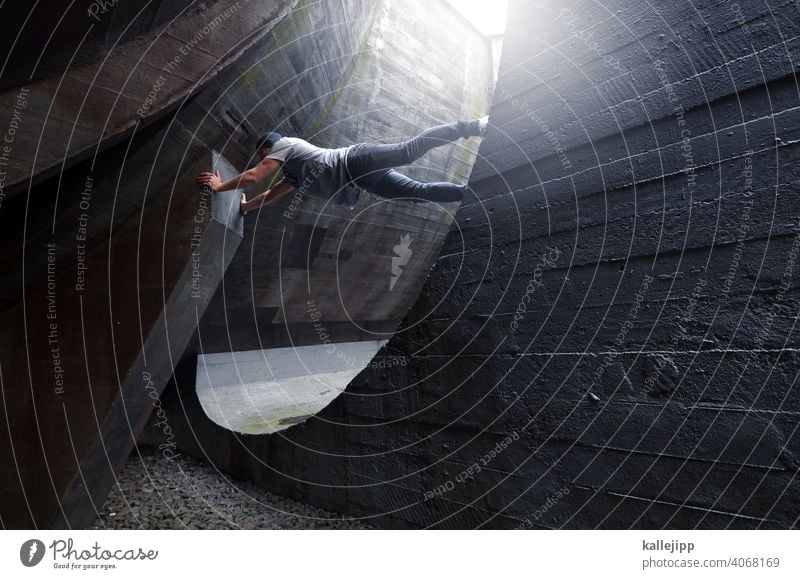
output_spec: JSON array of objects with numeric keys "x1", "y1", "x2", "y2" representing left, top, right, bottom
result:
[{"x1": 195, "y1": 118, "x2": 488, "y2": 213}]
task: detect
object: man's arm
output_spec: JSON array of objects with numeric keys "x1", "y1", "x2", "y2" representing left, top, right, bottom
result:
[
  {"x1": 196, "y1": 157, "x2": 281, "y2": 192},
  {"x1": 240, "y1": 179, "x2": 295, "y2": 214}
]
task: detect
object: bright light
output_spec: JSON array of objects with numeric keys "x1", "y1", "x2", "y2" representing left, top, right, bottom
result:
[{"x1": 446, "y1": 0, "x2": 509, "y2": 36}]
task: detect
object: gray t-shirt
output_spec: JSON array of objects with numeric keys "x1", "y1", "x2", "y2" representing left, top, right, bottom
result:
[{"x1": 265, "y1": 137, "x2": 359, "y2": 206}]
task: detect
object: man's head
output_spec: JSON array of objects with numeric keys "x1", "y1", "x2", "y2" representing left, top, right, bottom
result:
[{"x1": 255, "y1": 131, "x2": 283, "y2": 159}]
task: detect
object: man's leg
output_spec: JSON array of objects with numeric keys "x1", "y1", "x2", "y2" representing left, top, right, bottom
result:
[
  {"x1": 347, "y1": 120, "x2": 482, "y2": 181},
  {"x1": 366, "y1": 169, "x2": 465, "y2": 203}
]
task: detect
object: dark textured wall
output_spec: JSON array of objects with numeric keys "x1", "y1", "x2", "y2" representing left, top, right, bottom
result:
[
  {"x1": 162, "y1": 0, "x2": 800, "y2": 528},
  {"x1": 0, "y1": 0, "x2": 199, "y2": 90}
]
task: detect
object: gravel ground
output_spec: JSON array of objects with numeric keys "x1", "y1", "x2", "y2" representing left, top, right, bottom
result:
[{"x1": 93, "y1": 445, "x2": 373, "y2": 529}]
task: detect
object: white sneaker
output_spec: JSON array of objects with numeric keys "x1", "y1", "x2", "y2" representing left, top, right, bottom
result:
[{"x1": 477, "y1": 115, "x2": 489, "y2": 137}]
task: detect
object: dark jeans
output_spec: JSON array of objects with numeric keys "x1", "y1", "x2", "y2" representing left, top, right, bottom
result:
[{"x1": 346, "y1": 121, "x2": 478, "y2": 203}]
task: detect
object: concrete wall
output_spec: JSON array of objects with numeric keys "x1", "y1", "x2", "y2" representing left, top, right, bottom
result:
[
  {"x1": 0, "y1": 1, "x2": 201, "y2": 91},
  {"x1": 161, "y1": 0, "x2": 800, "y2": 528},
  {"x1": 0, "y1": 0, "x2": 300, "y2": 528},
  {"x1": 0, "y1": 0, "x2": 296, "y2": 195}
]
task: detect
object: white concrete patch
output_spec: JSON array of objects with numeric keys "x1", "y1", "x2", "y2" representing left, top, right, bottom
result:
[{"x1": 196, "y1": 341, "x2": 388, "y2": 435}]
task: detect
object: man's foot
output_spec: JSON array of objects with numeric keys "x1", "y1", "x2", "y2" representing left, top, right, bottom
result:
[
  {"x1": 461, "y1": 116, "x2": 489, "y2": 138},
  {"x1": 477, "y1": 115, "x2": 489, "y2": 137}
]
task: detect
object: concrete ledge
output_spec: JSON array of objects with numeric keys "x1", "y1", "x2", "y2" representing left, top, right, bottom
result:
[{"x1": 53, "y1": 151, "x2": 243, "y2": 529}]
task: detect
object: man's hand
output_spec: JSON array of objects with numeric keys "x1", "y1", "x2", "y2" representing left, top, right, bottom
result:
[
  {"x1": 240, "y1": 183, "x2": 294, "y2": 216},
  {"x1": 196, "y1": 158, "x2": 280, "y2": 193},
  {"x1": 196, "y1": 170, "x2": 222, "y2": 191}
]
